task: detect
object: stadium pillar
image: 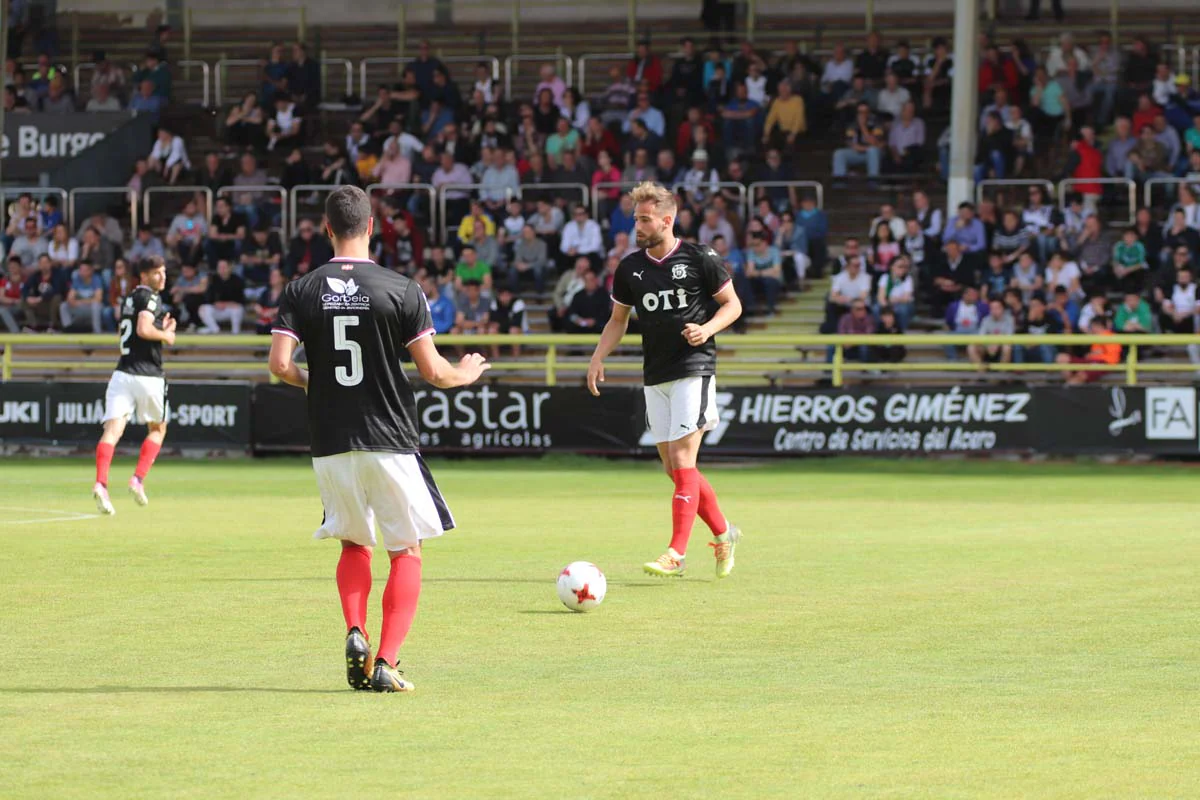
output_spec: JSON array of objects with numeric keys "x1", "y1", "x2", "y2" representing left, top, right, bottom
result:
[
  {"x1": 947, "y1": 0, "x2": 980, "y2": 214},
  {"x1": 0, "y1": 0, "x2": 7, "y2": 186},
  {"x1": 1110, "y1": 0, "x2": 1119, "y2": 47}
]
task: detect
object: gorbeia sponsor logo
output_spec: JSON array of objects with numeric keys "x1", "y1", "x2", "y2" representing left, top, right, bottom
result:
[{"x1": 321, "y1": 277, "x2": 370, "y2": 310}]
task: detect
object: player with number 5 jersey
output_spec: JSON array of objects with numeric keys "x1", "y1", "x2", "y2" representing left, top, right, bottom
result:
[
  {"x1": 587, "y1": 182, "x2": 745, "y2": 580},
  {"x1": 93, "y1": 256, "x2": 176, "y2": 515},
  {"x1": 268, "y1": 185, "x2": 490, "y2": 693}
]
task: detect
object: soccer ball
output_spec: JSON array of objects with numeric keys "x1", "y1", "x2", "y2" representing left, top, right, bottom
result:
[{"x1": 556, "y1": 561, "x2": 607, "y2": 612}]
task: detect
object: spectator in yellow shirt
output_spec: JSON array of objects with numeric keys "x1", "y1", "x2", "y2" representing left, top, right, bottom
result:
[
  {"x1": 456, "y1": 201, "x2": 497, "y2": 245},
  {"x1": 763, "y1": 80, "x2": 807, "y2": 150}
]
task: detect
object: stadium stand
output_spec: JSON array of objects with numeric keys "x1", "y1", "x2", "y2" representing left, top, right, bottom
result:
[{"x1": 5, "y1": 5, "x2": 1200, "y2": 385}]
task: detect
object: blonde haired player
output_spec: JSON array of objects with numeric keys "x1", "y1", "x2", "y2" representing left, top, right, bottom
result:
[
  {"x1": 587, "y1": 182, "x2": 744, "y2": 578},
  {"x1": 93, "y1": 256, "x2": 176, "y2": 514}
]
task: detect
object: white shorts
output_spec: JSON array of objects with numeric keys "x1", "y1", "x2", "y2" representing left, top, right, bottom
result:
[
  {"x1": 311, "y1": 451, "x2": 455, "y2": 552},
  {"x1": 102, "y1": 371, "x2": 167, "y2": 425},
  {"x1": 644, "y1": 375, "x2": 719, "y2": 445}
]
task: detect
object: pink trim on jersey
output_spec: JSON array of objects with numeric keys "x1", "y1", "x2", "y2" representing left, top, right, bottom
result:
[
  {"x1": 644, "y1": 239, "x2": 681, "y2": 264},
  {"x1": 404, "y1": 327, "x2": 436, "y2": 347},
  {"x1": 328, "y1": 257, "x2": 378, "y2": 264},
  {"x1": 272, "y1": 328, "x2": 301, "y2": 343},
  {"x1": 610, "y1": 296, "x2": 633, "y2": 308},
  {"x1": 711, "y1": 278, "x2": 733, "y2": 296}
]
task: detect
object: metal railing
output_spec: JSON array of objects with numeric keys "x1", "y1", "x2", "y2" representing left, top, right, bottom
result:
[
  {"x1": 320, "y1": 57, "x2": 354, "y2": 103},
  {"x1": 4, "y1": 333, "x2": 1199, "y2": 388},
  {"x1": 365, "y1": 183, "x2": 439, "y2": 242},
  {"x1": 748, "y1": 181, "x2": 824, "y2": 212},
  {"x1": 176, "y1": 60, "x2": 212, "y2": 107},
  {"x1": 503, "y1": 54, "x2": 574, "y2": 102},
  {"x1": 1143, "y1": 177, "x2": 1199, "y2": 209},
  {"x1": 1058, "y1": 177, "x2": 1136, "y2": 226},
  {"x1": 142, "y1": 186, "x2": 214, "y2": 229},
  {"x1": 215, "y1": 59, "x2": 265, "y2": 107},
  {"x1": 68, "y1": 188, "x2": 137, "y2": 234},
  {"x1": 975, "y1": 179, "x2": 1055, "y2": 206},
  {"x1": 673, "y1": 181, "x2": 747, "y2": 214},
  {"x1": 214, "y1": 185, "x2": 288, "y2": 235},
  {"x1": 516, "y1": 182, "x2": 588, "y2": 208},
  {"x1": 357, "y1": 55, "x2": 498, "y2": 101}
]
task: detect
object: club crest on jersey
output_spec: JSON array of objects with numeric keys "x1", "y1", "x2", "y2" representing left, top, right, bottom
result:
[
  {"x1": 322, "y1": 276, "x2": 370, "y2": 310},
  {"x1": 671, "y1": 264, "x2": 688, "y2": 281}
]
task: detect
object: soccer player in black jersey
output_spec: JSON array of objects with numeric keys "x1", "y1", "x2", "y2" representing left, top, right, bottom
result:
[
  {"x1": 93, "y1": 256, "x2": 176, "y2": 515},
  {"x1": 268, "y1": 186, "x2": 490, "y2": 693},
  {"x1": 587, "y1": 182, "x2": 744, "y2": 579}
]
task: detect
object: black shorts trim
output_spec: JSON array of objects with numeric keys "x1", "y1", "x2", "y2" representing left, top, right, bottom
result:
[
  {"x1": 416, "y1": 454, "x2": 456, "y2": 532},
  {"x1": 696, "y1": 375, "x2": 712, "y2": 428}
]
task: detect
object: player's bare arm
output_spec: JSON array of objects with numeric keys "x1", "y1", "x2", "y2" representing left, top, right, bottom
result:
[
  {"x1": 682, "y1": 283, "x2": 741, "y2": 347},
  {"x1": 587, "y1": 302, "x2": 631, "y2": 396},
  {"x1": 268, "y1": 330, "x2": 310, "y2": 390},
  {"x1": 137, "y1": 309, "x2": 176, "y2": 345},
  {"x1": 409, "y1": 335, "x2": 491, "y2": 389}
]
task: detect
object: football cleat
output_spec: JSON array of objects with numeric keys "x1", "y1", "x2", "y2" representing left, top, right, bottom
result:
[
  {"x1": 643, "y1": 548, "x2": 686, "y2": 578},
  {"x1": 709, "y1": 524, "x2": 742, "y2": 579},
  {"x1": 345, "y1": 627, "x2": 372, "y2": 691},
  {"x1": 92, "y1": 483, "x2": 115, "y2": 515},
  {"x1": 370, "y1": 658, "x2": 415, "y2": 693},
  {"x1": 128, "y1": 476, "x2": 149, "y2": 507}
]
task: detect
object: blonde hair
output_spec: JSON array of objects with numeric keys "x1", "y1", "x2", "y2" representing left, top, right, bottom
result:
[{"x1": 630, "y1": 181, "x2": 677, "y2": 217}]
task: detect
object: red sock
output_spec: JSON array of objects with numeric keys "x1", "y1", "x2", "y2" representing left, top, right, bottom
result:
[
  {"x1": 134, "y1": 439, "x2": 161, "y2": 481},
  {"x1": 377, "y1": 551, "x2": 422, "y2": 667},
  {"x1": 336, "y1": 544, "x2": 372, "y2": 633},
  {"x1": 669, "y1": 468, "x2": 702, "y2": 555},
  {"x1": 697, "y1": 473, "x2": 729, "y2": 536},
  {"x1": 95, "y1": 442, "x2": 115, "y2": 487}
]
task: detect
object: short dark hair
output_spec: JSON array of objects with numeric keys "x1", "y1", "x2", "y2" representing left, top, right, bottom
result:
[
  {"x1": 324, "y1": 185, "x2": 372, "y2": 240},
  {"x1": 138, "y1": 255, "x2": 165, "y2": 274}
]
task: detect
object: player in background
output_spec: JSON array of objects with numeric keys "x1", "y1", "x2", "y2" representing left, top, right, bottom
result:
[
  {"x1": 268, "y1": 186, "x2": 489, "y2": 693},
  {"x1": 587, "y1": 182, "x2": 743, "y2": 579},
  {"x1": 93, "y1": 256, "x2": 176, "y2": 514}
]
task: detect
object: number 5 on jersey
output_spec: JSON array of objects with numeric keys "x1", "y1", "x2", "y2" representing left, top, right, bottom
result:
[{"x1": 333, "y1": 315, "x2": 363, "y2": 386}]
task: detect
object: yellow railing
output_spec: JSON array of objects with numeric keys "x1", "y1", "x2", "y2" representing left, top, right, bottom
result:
[{"x1": 4, "y1": 333, "x2": 1200, "y2": 387}]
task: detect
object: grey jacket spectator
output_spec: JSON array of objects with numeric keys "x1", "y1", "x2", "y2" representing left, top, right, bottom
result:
[
  {"x1": 978, "y1": 310, "x2": 1015, "y2": 336},
  {"x1": 513, "y1": 235, "x2": 549, "y2": 273}
]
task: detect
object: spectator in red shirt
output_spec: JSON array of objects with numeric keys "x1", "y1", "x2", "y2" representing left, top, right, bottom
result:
[
  {"x1": 1131, "y1": 93, "x2": 1162, "y2": 138},
  {"x1": 0, "y1": 257, "x2": 23, "y2": 333},
  {"x1": 675, "y1": 106, "x2": 715, "y2": 159},
  {"x1": 979, "y1": 45, "x2": 1019, "y2": 100},
  {"x1": 1063, "y1": 125, "x2": 1104, "y2": 212},
  {"x1": 580, "y1": 117, "x2": 619, "y2": 162},
  {"x1": 626, "y1": 42, "x2": 663, "y2": 93}
]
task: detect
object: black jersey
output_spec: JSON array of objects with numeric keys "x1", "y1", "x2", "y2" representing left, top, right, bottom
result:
[
  {"x1": 274, "y1": 257, "x2": 434, "y2": 458},
  {"x1": 611, "y1": 239, "x2": 732, "y2": 386},
  {"x1": 116, "y1": 285, "x2": 167, "y2": 377}
]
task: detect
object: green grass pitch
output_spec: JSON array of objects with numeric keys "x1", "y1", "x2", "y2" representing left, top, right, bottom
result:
[{"x1": 1, "y1": 456, "x2": 1197, "y2": 798}]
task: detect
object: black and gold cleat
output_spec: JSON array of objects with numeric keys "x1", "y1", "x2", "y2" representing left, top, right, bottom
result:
[
  {"x1": 370, "y1": 657, "x2": 415, "y2": 693},
  {"x1": 345, "y1": 627, "x2": 372, "y2": 691}
]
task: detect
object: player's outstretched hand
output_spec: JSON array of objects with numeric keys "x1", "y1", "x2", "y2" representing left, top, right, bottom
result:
[
  {"x1": 682, "y1": 322, "x2": 710, "y2": 347},
  {"x1": 587, "y1": 359, "x2": 605, "y2": 396},
  {"x1": 459, "y1": 352, "x2": 491, "y2": 383}
]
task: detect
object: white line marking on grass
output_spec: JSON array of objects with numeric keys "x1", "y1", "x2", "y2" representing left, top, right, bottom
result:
[{"x1": 0, "y1": 506, "x2": 102, "y2": 525}]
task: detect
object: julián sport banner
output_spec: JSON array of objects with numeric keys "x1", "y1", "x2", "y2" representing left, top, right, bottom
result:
[
  {"x1": 687, "y1": 385, "x2": 1200, "y2": 456},
  {"x1": 2, "y1": 112, "x2": 134, "y2": 180},
  {"x1": 252, "y1": 384, "x2": 644, "y2": 453},
  {"x1": 0, "y1": 381, "x2": 252, "y2": 448}
]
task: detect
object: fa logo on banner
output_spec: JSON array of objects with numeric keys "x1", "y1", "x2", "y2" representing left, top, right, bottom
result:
[{"x1": 1144, "y1": 388, "x2": 1197, "y2": 441}]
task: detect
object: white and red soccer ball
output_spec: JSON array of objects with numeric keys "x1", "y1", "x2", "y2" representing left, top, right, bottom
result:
[{"x1": 556, "y1": 561, "x2": 607, "y2": 612}]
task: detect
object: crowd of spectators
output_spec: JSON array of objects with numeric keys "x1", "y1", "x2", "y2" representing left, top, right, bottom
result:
[{"x1": 7, "y1": 21, "x2": 1200, "y2": 378}]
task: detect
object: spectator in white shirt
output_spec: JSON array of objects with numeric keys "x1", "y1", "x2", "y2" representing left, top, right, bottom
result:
[
  {"x1": 267, "y1": 93, "x2": 303, "y2": 152},
  {"x1": 1151, "y1": 63, "x2": 1179, "y2": 108},
  {"x1": 875, "y1": 72, "x2": 911, "y2": 120},
  {"x1": 679, "y1": 150, "x2": 720, "y2": 210},
  {"x1": 148, "y1": 126, "x2": 190, "y2": 185},
  {"x1": 744, "y1": 62, "x2": 768, "y2": 106},
  {"x1": 46, "y1": 224, "x2": 79, "y2": 270},
  {"x1": 473, "y1": 62, "x2": 498, "y2": 104},
  {"x1": 345, "y1": 121, "x2": 370, "y2": 163},
  {"x1": 820, "y1": 43, "x2": 855, "y2": 100},
  {"x1": 825, "y1": 255, "x2": 872, "y2": 330},
  {"x1": 534, "y1": 63, "x2": 566, "y2": 108},
  {"x1": 559, "y1": 205, "x2": 604, "y2": 270},
  {"x1": 85, "y1": 80, "x2": 122, "y2": 111},
  {"x1": 1045, "y1": 33, "x2": 1090, "y2": 77}
]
